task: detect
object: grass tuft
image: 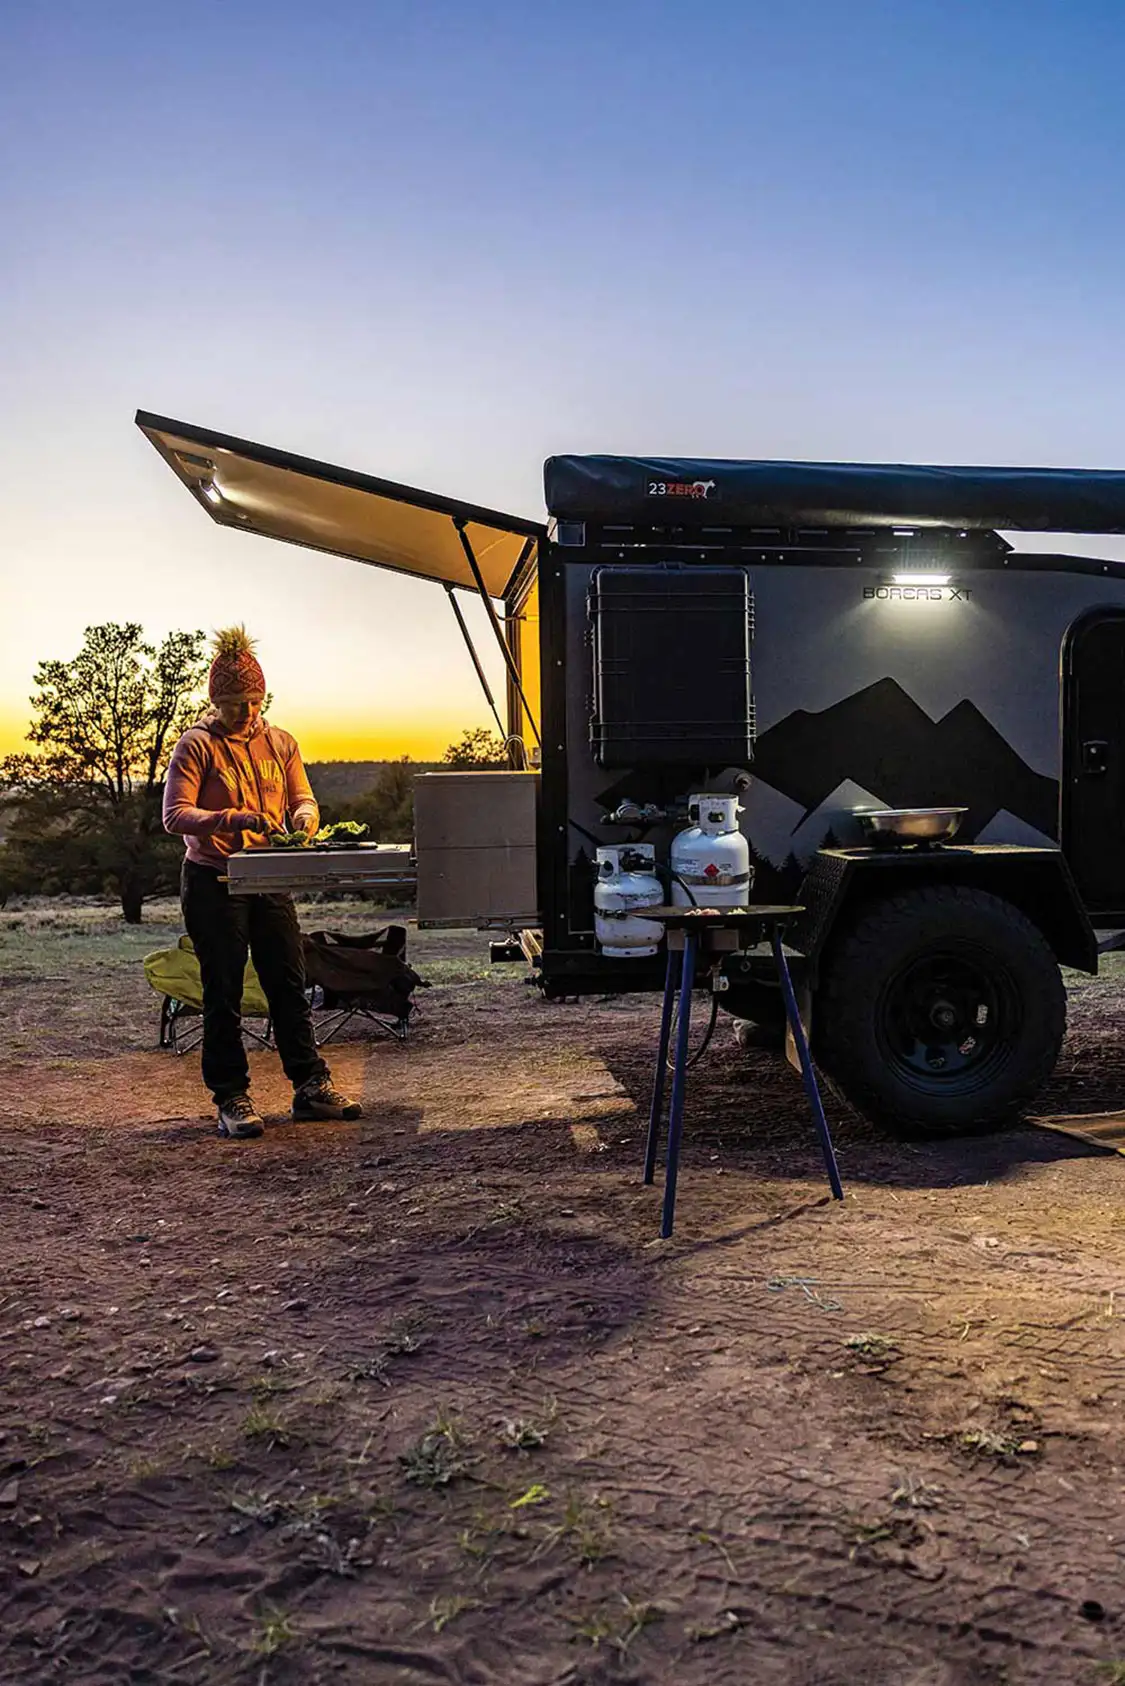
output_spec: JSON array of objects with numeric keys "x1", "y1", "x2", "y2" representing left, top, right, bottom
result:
[
  {"x1": 252, "y1": 1604, "x2": 296, "y2": 1657},
  {"x1": 891, "y1": 1473, "x2": 943, "y2": 1510},
  {"x1": 534, "y1": 1493, "x2": 612, "y2": 1567},
  {"x1": 499, "y1": 1416, "x2": 550, "y2": 1452},
  {"x1": 958, "y1": 1427, "x2": 1034, "y2": 1459},
  {"x1": 400, "y1": 1416, "x2": 471, "y2": 1488},
  {"x1": 346, "y1": 1311, "x2": 430, "y2": 1384},
  {"x1": 568, "y1": 1595, "x2": 660, "y2": 1652},
  {"x1": 844, "y1": 1332, "x2": 899, "y2": 1362},
  {"x1": 241, "y1": 1406, "x2": 290, "y2": 1449},
  {"x1": 429, "y1": 1594, "x2": 476, "y2": 1633}
]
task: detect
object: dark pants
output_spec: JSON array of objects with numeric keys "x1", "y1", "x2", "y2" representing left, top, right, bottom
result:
[{"x1": 181, "y1": 860, "x2": 328, "y2": 1105}]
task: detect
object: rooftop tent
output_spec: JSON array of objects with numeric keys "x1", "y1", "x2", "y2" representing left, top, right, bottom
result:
[
  {"x1": 544, "y1": 455, "x2": 1125, "y2": 532},
  {"x1": 136, "y1": 411, "x2": 544, "y2": 598}
]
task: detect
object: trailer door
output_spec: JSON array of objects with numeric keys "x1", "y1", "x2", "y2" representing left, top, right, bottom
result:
[{"x1": 1064, "y1": 608, "x2": 1125, "y2": 914}]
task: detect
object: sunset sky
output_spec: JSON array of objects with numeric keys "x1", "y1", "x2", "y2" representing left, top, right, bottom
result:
[{"x1": 4, "y1": 0, "x2": 1125, "y2": 760}]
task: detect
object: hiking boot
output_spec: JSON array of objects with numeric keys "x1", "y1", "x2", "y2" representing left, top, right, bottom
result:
[
  {"x1": 292, "y1": 1075, "x2": 363, "y2": 1122},
  {"x1": 217, "y1": 1093, "x2": 265, "y2": 1139}
]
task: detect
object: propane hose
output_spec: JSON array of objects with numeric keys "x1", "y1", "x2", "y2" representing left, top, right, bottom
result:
[
  {"x1": 654, "y1": 863, "x2": 718, "y2": 1069},
  {"x1": 650, "y1": 861, "x2": 698, "y2": 908},
  {"x1": 667, "y1": 989, "x2": 721, "y2": 1070}
]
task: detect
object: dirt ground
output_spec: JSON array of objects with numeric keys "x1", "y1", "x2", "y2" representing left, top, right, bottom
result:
[{"x1": 4, "y1": 902, "x2": 1125, "y2": 1685}]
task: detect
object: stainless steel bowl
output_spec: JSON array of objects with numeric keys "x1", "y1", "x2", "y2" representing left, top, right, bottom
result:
[{"x1": 854, "y1": 807, "x2": 967, "y2": 847}]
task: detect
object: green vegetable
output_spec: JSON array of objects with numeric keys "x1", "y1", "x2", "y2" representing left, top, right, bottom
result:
[
  {"x1": 315, "y1": 820, "x2": 370, "y2": 843},
  {"x1": 268, "y1": 820, "x2": 369, "y2": 849}
]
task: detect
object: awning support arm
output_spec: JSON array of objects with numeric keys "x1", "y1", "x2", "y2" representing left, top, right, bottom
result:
[
  {"x1": 454, "y1": 520, "x2": 542, "y2": 746},
  {"x1": 442, "y1": 584, "x2": 508, "y2": 743}
]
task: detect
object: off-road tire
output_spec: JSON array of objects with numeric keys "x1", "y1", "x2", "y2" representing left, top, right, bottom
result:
[{"x1": 816, "y1": 885, "x2": 1066, "y2": 1138}]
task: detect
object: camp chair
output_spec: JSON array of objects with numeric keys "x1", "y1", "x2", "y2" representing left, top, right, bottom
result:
[
  {"x1": 143, "y1": 935, "x2": 274, "y2": 1055},
  {"x1": 301, "y1": 925, "x2": 425, "y2": 1047}
]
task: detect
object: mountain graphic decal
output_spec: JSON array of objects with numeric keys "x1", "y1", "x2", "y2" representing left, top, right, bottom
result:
[{"x1": 751, "y1": 678, "x2": 1058, "y2": 842}]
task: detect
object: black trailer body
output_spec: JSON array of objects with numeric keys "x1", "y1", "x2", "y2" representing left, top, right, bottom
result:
[
  {"x1": 537, "y1": 523, "x2": 1125, "y2": 987},
  {"x1": 137, "y1": 418, "x2": 1125, "y2": 1135}
]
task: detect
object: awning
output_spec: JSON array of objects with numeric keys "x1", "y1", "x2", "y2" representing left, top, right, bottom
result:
[{"x1": 137, "y1": 411, "x2": 544, "y2": 599}]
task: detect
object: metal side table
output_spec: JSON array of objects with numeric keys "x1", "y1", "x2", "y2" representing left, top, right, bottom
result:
[{"x1": 641, "y1": 906, "x2": 844, "y2": 1237}]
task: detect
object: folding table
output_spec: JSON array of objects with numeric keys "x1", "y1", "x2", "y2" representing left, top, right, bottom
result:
[{"x1": 641, "y1": 906, "x2": 844, "y2": 1237}]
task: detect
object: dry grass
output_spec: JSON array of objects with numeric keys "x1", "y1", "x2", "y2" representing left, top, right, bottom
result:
[
  {"x1": 567, "y1": 1594, "x2": 661, "y2": 1653},
  {"x1": 0, "y1": 894, "x2": 514, "y2": 1062},
  {"x1": 241, "y1": 1406, "x2": 291, "y2": 1450}
]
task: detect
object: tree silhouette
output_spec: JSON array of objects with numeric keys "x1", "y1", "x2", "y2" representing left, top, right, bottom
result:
[
  {"x1": 0, "y1": 623, "x2": 207, "y2": 921},
  {"x1": 441, "y1": 727, "x2": 509, "y2": 769},
  {"x1": 329, "y1": 757, "x2": 421, "y2": 843}
]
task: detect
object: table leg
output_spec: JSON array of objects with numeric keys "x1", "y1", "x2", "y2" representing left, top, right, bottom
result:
[
  {"x1": 771, "y1": 930, "x2": 844, "y2": 1202},
  {"x1": 661, "y1": 932, "x2": 697, "y2": 1239},
  {"x1": 644, "y1": 945, "x2": 681, "y2": 1185}
]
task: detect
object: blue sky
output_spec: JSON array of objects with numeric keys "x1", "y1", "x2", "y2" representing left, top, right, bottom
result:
[{"x1": 3, "y1": 0, "x2": 1124, "y2": 755}]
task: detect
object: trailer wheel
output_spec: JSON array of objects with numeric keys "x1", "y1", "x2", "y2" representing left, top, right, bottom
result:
[{"x1": 816, "y1": 885, "x2": 1066, "y2": 1137}]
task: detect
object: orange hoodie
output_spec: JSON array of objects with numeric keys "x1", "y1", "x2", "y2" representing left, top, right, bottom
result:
[{"x1": 163, "y1": 712, "x2": 319, "y2": 869}]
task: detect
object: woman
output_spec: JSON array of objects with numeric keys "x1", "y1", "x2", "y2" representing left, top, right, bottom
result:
[{"x1": 163, "y1": 627, "x2": 362, "y2": 1138}]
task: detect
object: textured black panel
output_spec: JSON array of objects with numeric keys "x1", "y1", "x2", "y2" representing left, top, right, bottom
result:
[
  {"x1": 786, "y1": 852, "x2": 855, "y2": 957},
  {"x1": 588, "y1": 565, "x2": 754, "y2": 768}
]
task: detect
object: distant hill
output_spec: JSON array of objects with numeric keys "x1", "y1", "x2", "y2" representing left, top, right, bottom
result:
[
  {"x1": 305, "y1": 760, "x2": 439, "y2": 806},
  {"x1": 305, "y1": 762, "x2": 391, "y2": 805},
  {"x1": 0, "y1": 765, "x2": 435, "y2": 837}
]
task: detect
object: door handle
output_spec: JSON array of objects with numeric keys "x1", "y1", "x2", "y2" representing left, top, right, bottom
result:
[{"x1": 1082, "y1": 739, "x2": 1109, "y2": 776}]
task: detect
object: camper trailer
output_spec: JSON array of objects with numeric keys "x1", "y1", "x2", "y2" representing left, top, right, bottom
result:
[{"x1": 138, "y1": 413, "x2": 1125, "y2": 1137}]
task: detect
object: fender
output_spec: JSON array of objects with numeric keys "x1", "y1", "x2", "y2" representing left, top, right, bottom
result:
[{"x1": 786, "y1": 845, "x2": 1098, "y2": 986}]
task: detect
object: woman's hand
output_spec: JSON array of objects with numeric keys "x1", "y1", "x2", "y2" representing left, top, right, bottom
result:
[{"x1": 231, "y1": 810, "x2": 271, "y2": 833}]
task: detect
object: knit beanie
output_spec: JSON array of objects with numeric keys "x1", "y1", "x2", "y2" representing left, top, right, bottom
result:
[{"x1": 208, "y1": 626, "x2": 266, "y2": 701}]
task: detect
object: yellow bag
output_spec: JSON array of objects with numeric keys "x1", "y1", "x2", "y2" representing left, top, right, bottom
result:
[{"x1": 143, "y1": 934, "x2": 270, "y2": 1018}]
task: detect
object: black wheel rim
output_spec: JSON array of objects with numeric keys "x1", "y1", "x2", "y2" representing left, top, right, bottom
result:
[{"x1": 876, "y1": 943, "x2": 1021, "y2": 1096}]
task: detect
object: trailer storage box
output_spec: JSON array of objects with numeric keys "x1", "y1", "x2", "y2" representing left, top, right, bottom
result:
[{"x1": 414, "y1": 771, "x2": 539, "y2": 927}]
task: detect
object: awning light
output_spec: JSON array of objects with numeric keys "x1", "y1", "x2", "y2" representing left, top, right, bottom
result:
[{"x1": 891, "y1": 572, "x2": 951, "y2": 586}]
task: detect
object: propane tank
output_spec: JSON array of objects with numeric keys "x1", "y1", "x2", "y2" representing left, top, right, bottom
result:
[
  {"x1": 670, "y1": 794, "x2": 753, "y2": 908},
  {"x1": 594, "y1": 844, "x2": 664, "y2": 957}
]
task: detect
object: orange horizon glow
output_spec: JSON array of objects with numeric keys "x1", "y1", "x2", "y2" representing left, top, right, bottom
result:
[
  {"x1": 285, "y1": 717, "x2": 499, "y2": 764},
  {"x1": 0, "y1": 709, "x2": 500, "y2": 767}
]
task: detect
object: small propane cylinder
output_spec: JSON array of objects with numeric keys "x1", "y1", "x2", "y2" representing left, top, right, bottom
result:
[
  {"x1": 594, "y1": 844, "x2": 664, "y2": 958},
  {"x1": 670, "y1": 793, "x2": 753, "y2": 908}
]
